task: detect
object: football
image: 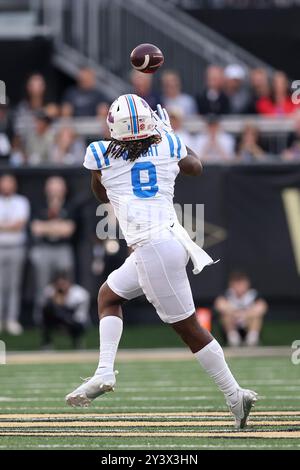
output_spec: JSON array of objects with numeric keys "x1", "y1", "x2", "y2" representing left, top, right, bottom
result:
[{"x1": 130, "y1": 43, "x2": 164, "y2": 74}]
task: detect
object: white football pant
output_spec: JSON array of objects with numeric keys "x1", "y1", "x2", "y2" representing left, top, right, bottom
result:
[{"x1": 107, "y1": 231, "x2": 195, "y2": 323}]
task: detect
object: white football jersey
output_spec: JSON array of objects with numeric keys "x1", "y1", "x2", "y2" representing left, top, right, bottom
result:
[{"x1": 83, "y1": 132, "x2": 187, "y2": 246}]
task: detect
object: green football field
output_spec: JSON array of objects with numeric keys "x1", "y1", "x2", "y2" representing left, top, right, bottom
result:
[{"x1": 0, "y1": 351, "x2": 299, "y2": 450}]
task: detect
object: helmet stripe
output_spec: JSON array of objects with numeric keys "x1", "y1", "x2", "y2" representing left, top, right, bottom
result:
[
  {"x1": 130, "y1": 95, "x2": 140, "y2": 134},
  {"x1": 126, "y1": 94, "x2": 138, "y2": 134},
  {"x1": 124, "y1": 95, "x2": 134, "y2": 134}
]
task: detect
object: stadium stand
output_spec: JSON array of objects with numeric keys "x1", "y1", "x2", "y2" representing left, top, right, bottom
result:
[{"x1": 0, "y1": 0, "x2": 299, "y2": 338}]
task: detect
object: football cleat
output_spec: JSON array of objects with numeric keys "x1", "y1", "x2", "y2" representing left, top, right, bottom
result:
[
  {"x1": 227, "y1": 388, "x2": 258, "y2": 429},
  {"x1": 65, "y1": 371, "x2": 117, "y2": 408}
]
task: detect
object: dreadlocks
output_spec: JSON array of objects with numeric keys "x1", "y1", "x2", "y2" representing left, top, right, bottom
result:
[{"x1": 104, "y1": 135, "x2": 162, "y2": 162}]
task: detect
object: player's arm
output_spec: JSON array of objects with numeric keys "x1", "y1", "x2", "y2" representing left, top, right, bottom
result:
[
  {"x1": 91, "y1": 170, "x2": 109, "y2": 203},
  {"x1": 153, "y1": 106, "x2": 202, "y2": 176},
  {"x1": 178, "y1": 146, "x2": 203, "y2": 176}
]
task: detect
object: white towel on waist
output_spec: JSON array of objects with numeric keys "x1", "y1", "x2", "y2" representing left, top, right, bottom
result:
[{"x1": 169, "y1": 221, "x2": 219, "y2": 275}]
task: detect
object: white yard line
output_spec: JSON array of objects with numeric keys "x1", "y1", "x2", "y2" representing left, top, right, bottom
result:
[
  {"x1": 1, "y1": 395, "x2": 300, "y2": 402},
  {"x1": 6, "y1": 346, "x2": 291, "y2": 365},
  {"x1": 0, "y1": 444, "x2": 299, "y2": 449},
  {"x1": 1, "y1": 405, "x2": 299, "y2": 412},
  {"x1": 1, "y1": 411, "x2": 300, "y2": 419}
]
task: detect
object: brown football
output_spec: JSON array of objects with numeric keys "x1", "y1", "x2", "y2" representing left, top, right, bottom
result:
[{"x1": 130, "y1": 43, "x2": 164, "y2": 74}]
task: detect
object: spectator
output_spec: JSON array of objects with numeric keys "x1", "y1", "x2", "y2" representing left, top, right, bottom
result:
[
  {"x1": 161, "y1": 70, "x2": 197, "y2": 116},
  {"x1": 41, "y1": 271, "x2": 90, "y2": 349},
  {"x1": 197, "y1": 65, "x2": 229, "y2": 115},
  {"x1": 97, "y1": 102, "x2": 110, "y2": 120},
  {"x1": 0, "y1": 174, "x2": 30, "y2": 335},
  {"x1": 50, "y1": 126, "x2": 85, "y2": 165},
  {"x1": 61, "y1": 67, "x2": 108, "y2": 117},
  {"x1": 256, "y1": 71, "x2": 297, "y2": 115},
  {"x1": 214, "y1": 271, "x2": 268, "y2": 346},
  {"x1": 250, "y1": 68, "x2": 270, "y2": 106},
  {"x1": 91, "y1": 103, "x2": 111, "y2": 141},
  {"x1": 14, "y1": 73, "x2": 57, "y2": 139},
  {"x1": 25, "y1": 110, "x2": 55, "y2": 165},
  {"x1": 236, "y1": 123, "x2": 266, "y2": 162},
  {"x1": 130, "y1": 70, "x2": 161, "y2": 110},
  {"x1": 224, "y1": 64, "x2": 254, "y2": 114},
  {"x1": 30, "y1": 176, "x2": 76, "y2": 319},
  {"x1": 282, "y1": 112, "x2": 300, "y2": 161},
  {"x1": 0, "y1": 103, "x2": 12, "y2": 160},
  {"x1": 167, "y1": 107, "x2": 196, "y2": 150},
  {"x1": 193, "y1": 114, "x2": 235, "y2": 162}
]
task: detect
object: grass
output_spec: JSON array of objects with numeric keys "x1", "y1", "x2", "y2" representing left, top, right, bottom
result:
[
  {"x1": 0, "y1": 353, "x2": 299, "y2": 450},
  {"x1": 1, "y1": 319, "x2": 298, "y2": 351}
]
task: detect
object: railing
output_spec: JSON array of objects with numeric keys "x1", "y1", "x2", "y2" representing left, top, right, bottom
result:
[
  {"x1": 31, "y1": 0, "x2": 274, "y2": 98},
  {"x1": 47, "y1": 115, "x2": 295, "y2": 136},
  {"x1": 14, "y1": 115, "x2": 292, "y2": 155}
]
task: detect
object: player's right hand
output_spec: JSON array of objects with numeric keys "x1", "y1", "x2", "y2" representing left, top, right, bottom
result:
[{"x1": 152, "y1": 104, "x2": 173, "y2": 133}]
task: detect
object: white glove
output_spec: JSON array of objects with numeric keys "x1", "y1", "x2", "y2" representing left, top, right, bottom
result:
[{"x1": 152, "y1": 104, "x2": 173, "y2": 133}]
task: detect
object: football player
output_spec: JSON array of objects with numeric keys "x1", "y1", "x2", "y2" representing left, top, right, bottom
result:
[{"x1": 66, "y1": 95, "x2": 257, "y2": 428}]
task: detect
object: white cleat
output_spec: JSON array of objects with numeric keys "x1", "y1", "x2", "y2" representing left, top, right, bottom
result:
[
  {"x1": 227, "y1": 388, "x2": 258, "y2": 429},
  {"x1": 65, "y1": 371, "x2": 117, "y2": 408}
]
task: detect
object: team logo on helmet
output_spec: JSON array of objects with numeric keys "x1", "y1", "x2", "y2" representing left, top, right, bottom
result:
[{"x1": 108, "y1": 111, "x2": 114, "y2": 123}]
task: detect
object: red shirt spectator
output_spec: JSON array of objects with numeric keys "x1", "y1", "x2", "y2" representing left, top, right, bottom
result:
[
  {"x1": 256, "y1": 71, "x2": 297, "y2": 116},
  {"x1": 256, "y1": 96, "x2": 296, "y2": 116}
]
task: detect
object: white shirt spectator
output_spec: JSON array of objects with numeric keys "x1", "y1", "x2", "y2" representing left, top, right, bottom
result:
[
  {"x1": 193, "y1": 131, "x2": 235, "y2": 162},
  {"x1": 163, "y1": 94, "x2": 197, "y2": 117},
  {"x1": 168, "y1": 107, "x2": 197, "y2": 150},
  {"x1": 0, "y1": 133, "x2": 11, "y2": 156},
  {"x1": 0, "y1": 194, "x2": 30, "y2": 246}
]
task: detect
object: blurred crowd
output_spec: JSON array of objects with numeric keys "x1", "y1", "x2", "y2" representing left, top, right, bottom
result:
[
  {"x1": 0, "y1": 64, "x2": 296, "y2": 345},
  {"x1": 0, "y1": 172, "x2": 93, "y2": 348},
  {"x1": 0, "y1": 171, "x2": 268, "y2": 348},
  {"x1": 1, "y1": 65, "x2": 300, "y2": 167}
]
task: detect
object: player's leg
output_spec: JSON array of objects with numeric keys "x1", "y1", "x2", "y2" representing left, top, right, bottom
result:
[
  {"x1": 93, "y1": 254, "x2": 143, "y2": 379},
  {"x1": 171, "y1": 313, "x2": 257, "y2": 428},
  {"x1": 171, "y1": 313, "x2": 240, "y2": 397},
  {"x1": 66, "y1": 252, "x2": 143, "y2": 407},
  {"x1": 135, "y1": 238, "x2": 240, "y2": 398},
  {"x1": 94, "y1": 282, "x2": 124, "y2": 377},
  {"x1": 134, "y1": 234, "x2": 257, "y2": 428}
]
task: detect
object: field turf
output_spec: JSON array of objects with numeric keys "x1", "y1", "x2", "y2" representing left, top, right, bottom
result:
[{"x1": 0, "y1": 351, "x2": 299, "y2": 450}]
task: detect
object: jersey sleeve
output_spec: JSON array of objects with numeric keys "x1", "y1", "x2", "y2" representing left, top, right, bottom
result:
[
  {"x1": 83, "y1": 141, "x2": 110, "y2": 170},
  {"x1": 83, "y1": 144, "x2": 100, "y2": 170}
]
